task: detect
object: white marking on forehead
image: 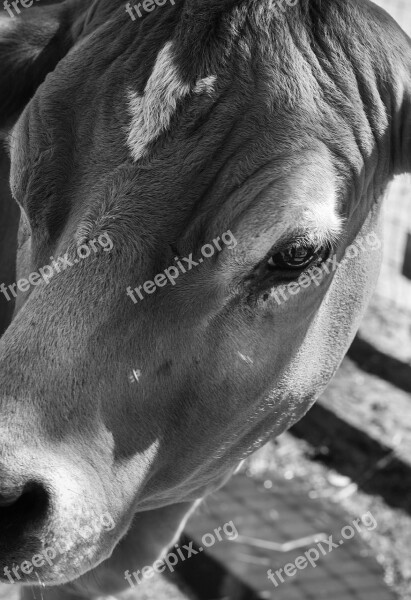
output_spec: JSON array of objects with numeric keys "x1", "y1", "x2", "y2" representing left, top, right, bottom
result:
[
  {"x1": 193, "y1": 76, "x2": 217, "y2": 95},
  {"x1": 127, "y1": 41, "x2": 216, "y2": 162}
]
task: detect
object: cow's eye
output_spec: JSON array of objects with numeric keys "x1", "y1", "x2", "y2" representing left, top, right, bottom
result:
[{"x1": 267, "y1": 244, "x2": 323, "y2": 271}]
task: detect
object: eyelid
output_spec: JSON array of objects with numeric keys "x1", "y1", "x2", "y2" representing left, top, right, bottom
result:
[{"x1": 272, "y1": 224, "x2": 343, "y2": 255}]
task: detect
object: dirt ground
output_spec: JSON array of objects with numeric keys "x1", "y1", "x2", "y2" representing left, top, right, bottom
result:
[{"x1": 246, "y1": 432, "x2": 411, "y2": 600}]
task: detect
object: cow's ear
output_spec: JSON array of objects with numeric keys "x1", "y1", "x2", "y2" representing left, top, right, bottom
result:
[{"x1": 0, "y1": 3, "x2": 75, "y2": 129}]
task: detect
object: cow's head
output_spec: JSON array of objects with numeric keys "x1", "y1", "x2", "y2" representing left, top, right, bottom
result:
[{"x1": 0, "y1": 0, "x2": 409, "y2": 587}]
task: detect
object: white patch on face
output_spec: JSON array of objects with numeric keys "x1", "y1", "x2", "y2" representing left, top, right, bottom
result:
[
  {"x1": 126, "y1": 41, "x2": 216, "y2": 161},
  {"x1": 193, "y1": 75, "x2": 217, "y2": 95}
]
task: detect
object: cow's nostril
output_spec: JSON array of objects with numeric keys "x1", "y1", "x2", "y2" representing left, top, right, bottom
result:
[{"x1": 0, "y1": 481, "x2": 50, "y2": 540}]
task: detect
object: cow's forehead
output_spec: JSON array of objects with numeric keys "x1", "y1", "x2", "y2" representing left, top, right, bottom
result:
[
  {"x1": 10, "y1": 0, "x2": 377, "y2": 248},
  {"x1": 11, "y1": 106, "x2": 342, "y2": 264}
]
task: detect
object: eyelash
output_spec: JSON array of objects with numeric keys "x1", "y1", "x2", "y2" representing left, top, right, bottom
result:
[
  {"x1": 244, "y1": 242, "x2": 331, "y2": 299},
  {"x1": 266, "y1": 243, "x2": 329, "y2": 275}
]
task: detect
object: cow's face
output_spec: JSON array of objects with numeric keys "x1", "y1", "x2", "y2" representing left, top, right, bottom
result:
[{"x1": 0, "y1": 0, "x2": 409, "y2": 586}]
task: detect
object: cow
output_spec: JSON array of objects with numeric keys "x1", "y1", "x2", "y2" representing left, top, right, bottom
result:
[{"x1": 0, "y1": 0, "x2": 409, "y2": 597}]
